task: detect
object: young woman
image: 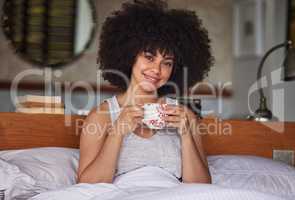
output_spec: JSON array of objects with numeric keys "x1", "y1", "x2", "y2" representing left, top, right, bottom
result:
[{"x1": 77, "y1": 0, "x2": 214, "y2": 184}]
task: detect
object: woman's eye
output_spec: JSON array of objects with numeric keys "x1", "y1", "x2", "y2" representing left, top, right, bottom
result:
[
  {"x1": 164, "y1": 62, "x2": 173, "y2": 67},
  {"x1": 145, "y1": 55, "x2": 154, "y2": 61}
]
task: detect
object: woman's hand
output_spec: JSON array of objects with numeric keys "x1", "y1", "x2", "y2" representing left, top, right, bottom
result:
[
  {"x1": 163, "y1": 104, "x2": 197, "y2": 137},
  {"x1": 112, "y1": 104, "x2": 144, "y2": 136}
]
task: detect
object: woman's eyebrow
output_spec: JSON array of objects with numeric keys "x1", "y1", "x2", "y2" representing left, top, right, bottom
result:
[
  {"x1": 143, "y1": 51, "x2": 154, "y2": 55},
  {"x1": 164, "y1": 56, "x2": 174, "y2": 60}
]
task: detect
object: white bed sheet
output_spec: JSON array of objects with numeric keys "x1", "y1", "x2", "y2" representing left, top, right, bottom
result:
[
  {"x1": 0, "y1": 158, "x2": 36, "y2": 200},
  {"x1": 29, "y1": 166, "x2": 286, "y2": 200},
  {"x1": 1, "y1": 148, "x2": 295, "y2": 200}
]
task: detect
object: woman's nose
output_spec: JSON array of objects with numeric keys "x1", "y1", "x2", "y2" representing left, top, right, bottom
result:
[{"x1": 150, "y1": 60, "x2": 161, "y2": 74}]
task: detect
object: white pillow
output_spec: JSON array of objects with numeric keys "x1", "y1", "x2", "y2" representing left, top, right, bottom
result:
[
  {"x1": 208, "y1": 155, "x2": 295, "y2": 199},
  {"x1": 0, "y1": 158, "x2": 36, "y2": 199},
  {"x1": 0, "y1": 147, "x2": 79, "y2": 192}
]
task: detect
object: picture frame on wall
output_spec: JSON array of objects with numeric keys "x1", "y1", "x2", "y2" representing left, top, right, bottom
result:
[{"x1": 233, "y1": 0, "x2": 265, "y2": 58}]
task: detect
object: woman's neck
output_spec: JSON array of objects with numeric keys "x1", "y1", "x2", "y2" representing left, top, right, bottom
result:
[{"x1": 119, "y1": 81, "x2": 159, "y2": 106}]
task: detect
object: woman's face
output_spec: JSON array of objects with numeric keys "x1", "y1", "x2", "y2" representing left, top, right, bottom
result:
[{"x1": 131, "y1": 50, "x2": 174, "y2": 93}]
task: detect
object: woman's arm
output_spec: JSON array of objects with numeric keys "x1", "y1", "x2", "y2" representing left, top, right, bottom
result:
[
  {"x1": 77, "y1": 101, "x2": 144, "y2": 184},
  {"x1": 77, "y1": 102, "x2": 124, "y2": 184},
  {"x1": 164, "y1": 105, "x2": 211, "y2": 183},
  {"x1": 180, "y1": 125, "x2": 211, "y2": 183}
]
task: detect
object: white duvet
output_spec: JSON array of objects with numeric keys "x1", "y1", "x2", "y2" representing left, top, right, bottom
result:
[{"x1": 29, "y1": 166, "x2": 286, "y2": 200}]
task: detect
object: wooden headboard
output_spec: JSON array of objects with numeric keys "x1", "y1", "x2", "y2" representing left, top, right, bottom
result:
[{"x1": 0, "y1": 113, "x2": 295, "y2": 161}]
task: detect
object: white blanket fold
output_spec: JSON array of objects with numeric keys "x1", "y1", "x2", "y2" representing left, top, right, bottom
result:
[{"x1": 29, "y1": 166, "x2": 286, "y2": 200}]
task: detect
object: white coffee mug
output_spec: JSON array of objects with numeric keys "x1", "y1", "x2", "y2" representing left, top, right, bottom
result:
[{"x1": 142, "y1": 103, "x2": 167, "y2": 129}]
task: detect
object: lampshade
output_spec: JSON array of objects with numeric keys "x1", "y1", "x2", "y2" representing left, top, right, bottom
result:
[{"x1": 283, "y1": 47, "x2": 295, "y2": 81}]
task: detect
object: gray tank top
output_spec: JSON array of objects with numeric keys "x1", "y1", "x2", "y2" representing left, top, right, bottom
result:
[{"x1": 106, "y1": 96, "x2": 182, "y2": 178}]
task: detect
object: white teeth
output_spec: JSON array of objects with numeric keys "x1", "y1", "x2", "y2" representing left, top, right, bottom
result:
[{"x1": 144, "y1": 74, "x2": 158, "y2": 83}]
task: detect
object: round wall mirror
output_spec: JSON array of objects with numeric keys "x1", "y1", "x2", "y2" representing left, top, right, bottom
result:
[{"x1": 1, "y1": 0, "x2": 97, "y2": 68}]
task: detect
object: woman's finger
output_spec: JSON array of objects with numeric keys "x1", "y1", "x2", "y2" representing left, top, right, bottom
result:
[
  {"x1": 164, "y1": 108, "x2": 181, "y2": 115},
  {"x1": 134, "y1": 116, "x2": 144, "y2": 123},
  {"x1": 124, "y1": 104, "x2": 143, "y2": 111},
  {"x1": 165, "y1": 122, "x2": 180, "y2": 128},
  {"x1": 164, "y1": 115, "x2": 180, "y2": 122},
  {"x1": 132, "y1": 106, "x2": 144, "y2": 112},
  {"x1": 132, "y1": 111, "x2": 144, "y2": 117}
]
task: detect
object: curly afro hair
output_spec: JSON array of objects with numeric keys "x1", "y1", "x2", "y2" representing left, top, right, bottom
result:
[{"x1": 98, "y1": 0, "x2": 214, "y2": 96}]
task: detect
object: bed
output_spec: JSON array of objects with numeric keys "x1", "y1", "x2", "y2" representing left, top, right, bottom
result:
[{"x1": 0, "y1": 112, "x2": 295, "y2": 200}]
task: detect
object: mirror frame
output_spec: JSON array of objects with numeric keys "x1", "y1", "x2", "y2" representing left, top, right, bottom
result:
[{"x1": 1, "y1": 0, "x2": 98, "y2": 68}]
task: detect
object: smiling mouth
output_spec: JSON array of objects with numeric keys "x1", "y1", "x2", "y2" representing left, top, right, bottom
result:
[{"x1": 143, "y1": 73, "x2": 160, "y2": 84}]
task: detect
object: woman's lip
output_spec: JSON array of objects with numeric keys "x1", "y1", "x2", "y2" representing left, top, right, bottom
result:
[{"x1": 143, "y1": 73, "x2": 160, "y2": 83}]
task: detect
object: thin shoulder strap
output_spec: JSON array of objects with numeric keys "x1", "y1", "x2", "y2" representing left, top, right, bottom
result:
[
  {"x1": 165, "y1": 97, "x2": 178, "y2": 105},
  {"x1": 105, "y1": 96, "x2": 121, "y2": 124}
]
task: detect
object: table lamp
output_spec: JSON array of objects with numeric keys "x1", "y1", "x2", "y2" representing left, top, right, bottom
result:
[{"x1": 249, "y1": 41, "x2": 293, "y2": 121}]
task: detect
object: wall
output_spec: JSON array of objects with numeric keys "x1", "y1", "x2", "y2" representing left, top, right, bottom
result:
[
  {"x1": 75, "y1": 0, "x2": 93, "y2": 54},
  {"x1": 0, "y1": 0, "x2": 234, "y2": 116},
  {"x1": 231, "y1": 0, "x2": 295, "y2": 121},
  {"x1": 167, "y1": 0, "x2": 234, "y2": 83},
  {"x1": 0, "y1": 0, "x2": 233, "y2": 83},
  {"x1": 266, "y1": 0, "x2": 295, "y2": 121},
  {"x1": 0, "y1": 0, "x2": 293, "y2": 120}
]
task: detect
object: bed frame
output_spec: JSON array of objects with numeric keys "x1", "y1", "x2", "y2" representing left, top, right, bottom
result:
[{"x1": 0, "y1": 113, "x2": 294, "y2": 163}]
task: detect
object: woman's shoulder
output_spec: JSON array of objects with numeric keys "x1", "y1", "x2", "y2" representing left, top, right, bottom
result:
[{"x1": 85, "y1": 99, "x2": 111, "y2": 124}]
